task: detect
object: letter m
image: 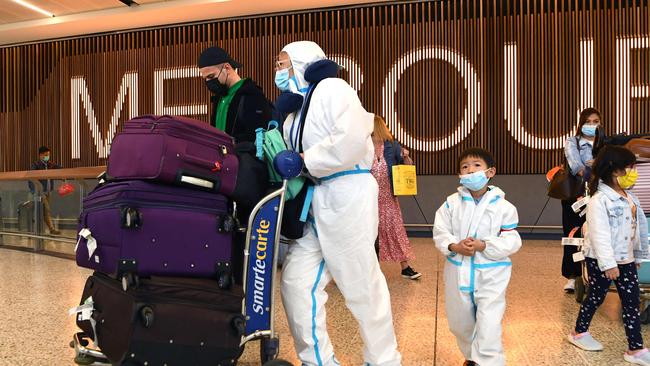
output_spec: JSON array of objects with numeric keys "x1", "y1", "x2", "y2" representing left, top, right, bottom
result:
[{"x1": 71, "y1": 72, "x2": 138, "y2": 159}]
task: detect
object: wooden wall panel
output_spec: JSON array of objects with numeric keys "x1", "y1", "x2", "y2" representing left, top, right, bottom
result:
[{"x1": 1, "y1": 0, "x2": 649, "y2": 174}]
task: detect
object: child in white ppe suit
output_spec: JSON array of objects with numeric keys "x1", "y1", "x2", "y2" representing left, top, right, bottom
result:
[{"x1": 433, "y1": 148, "x2": 522, "y2": 366}]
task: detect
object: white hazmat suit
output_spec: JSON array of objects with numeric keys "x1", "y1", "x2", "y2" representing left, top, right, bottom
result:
[
  {"x1": 279, "y1": 41, "x2": 402, "y2": 366},
  {"x1": 433, "y1": 186, "x2": 522, "y2": 366}
]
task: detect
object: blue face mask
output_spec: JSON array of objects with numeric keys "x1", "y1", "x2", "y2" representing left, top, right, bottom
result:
[
  {"x1": 275, "y1": 68, "x2": 293, "y2": 91},
  {"x1": 459, "y1": 170, "x2": 490, "y2": 191},
  {"x1": 42, "y1": 155, "x2": 50, "y2": 162},
  {"x1": 581, "y1": 125, "x2": 597, "y2": 137}
]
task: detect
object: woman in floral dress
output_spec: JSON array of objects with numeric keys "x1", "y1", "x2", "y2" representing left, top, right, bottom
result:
[{"x1": 370, "y1": 115, "x2": 421, "y2": 280}]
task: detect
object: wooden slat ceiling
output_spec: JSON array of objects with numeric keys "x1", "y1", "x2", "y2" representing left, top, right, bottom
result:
[{"x1": 0, "y1": 0, "x2": 165, "y2": 24}]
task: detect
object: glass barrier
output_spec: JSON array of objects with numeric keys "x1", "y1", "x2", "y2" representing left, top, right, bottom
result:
[{"x1": 0, "y1": 168, "x2": 103, "y2": 256}]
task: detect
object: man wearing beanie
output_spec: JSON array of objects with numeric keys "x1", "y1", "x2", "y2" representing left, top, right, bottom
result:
[
  {"x1": 198, "y1": 46, "x2": 272, "y2": 143},
  {"x1": 198, "y1": 46, "x2": 273, "y2": 285}
]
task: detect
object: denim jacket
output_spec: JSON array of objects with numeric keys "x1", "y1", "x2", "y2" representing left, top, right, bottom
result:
[
  {"x1": 584, "y1": 183, "x2": 650, "y2": 271},
  {"x1": 383, "y1": 140, "x2": 404, "y2": 192},
  {"x1": 564, "y1": 136, "x2": 594, "y2": 176}
]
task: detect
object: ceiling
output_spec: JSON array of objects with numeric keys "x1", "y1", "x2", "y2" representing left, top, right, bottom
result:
[
  {"x1": 0, "y1": 0, "x2": 388, "y2": 46},
  {"x1": 0, "y1": 0, "x2": 164, "y2": 24}
]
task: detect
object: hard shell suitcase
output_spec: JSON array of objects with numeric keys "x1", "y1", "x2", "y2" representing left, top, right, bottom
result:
[
  {"x1": 75, "y1": 180, "x2": 235, "y2": 282},
  {"x1": 74, "y1": 272, "x2": 245, "y2": 365},
  {"x1": 107, "y1": 115, "x2": 239, "y2": 195}
]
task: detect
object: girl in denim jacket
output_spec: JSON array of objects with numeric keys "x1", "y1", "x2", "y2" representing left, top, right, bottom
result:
[{"x1": 567, "y1": 146, "x2": 650, "y2": 366}]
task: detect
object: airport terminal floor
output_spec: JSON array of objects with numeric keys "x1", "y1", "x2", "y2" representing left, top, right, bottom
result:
[{"x1": 0, "y1": 238, "x2": 644, "y2": 366}]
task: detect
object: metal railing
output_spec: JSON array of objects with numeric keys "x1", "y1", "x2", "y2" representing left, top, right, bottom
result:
[{"x1": 0, "y1": 166, "x2": 104, "y2": 252}]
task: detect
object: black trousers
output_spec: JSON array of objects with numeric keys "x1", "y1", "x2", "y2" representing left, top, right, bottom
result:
[
  {"x1": 575, "y1": 258, "x2": 644, "y2": 350},
  {"x1": 561, "y1": 198, "x2": 585, "y2": 279}
]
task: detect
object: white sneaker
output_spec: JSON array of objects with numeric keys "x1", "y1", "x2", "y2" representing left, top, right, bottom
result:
[
  {"x1": 624, "y1": 348, "x2": 650, "y2": 365},
  {"x1": 567, "y1": 332, "x2": 604, "y2": 351},
  {"x1": 564, "y1": 279, "x2": 576, "y2": 292}
]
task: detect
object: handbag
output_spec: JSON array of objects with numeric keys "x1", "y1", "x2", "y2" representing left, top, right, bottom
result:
[
  {"x1": 230, "y1": 141, "x2": 270, "y2": 212},
  {"x1": 547, "y1": 165, "x2": 584, "y2": 200},
  {"x1": 255, "y1": 121, "x2": 305, "y2": 200},
  {"x1": 547, "y1": 137, "x2": 585, "y2": 200},
  {"x1": 280, "y1": 182, "x2": 313, "y2": 239}
]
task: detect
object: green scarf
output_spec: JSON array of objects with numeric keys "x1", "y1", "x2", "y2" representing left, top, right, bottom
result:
[{"x1": 214, "y1": 78, "x2": 246, "y2": 131}]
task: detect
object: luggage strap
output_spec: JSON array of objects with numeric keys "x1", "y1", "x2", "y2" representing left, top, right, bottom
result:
[
  {"x1": 255, "y1": 120, "x2": 280, "y2": 160},
  {"x1": 320, "y1": 164, "x2": 371, "y2": 182},
  {"x1": 299, "y1": 165, "x2": 371, "y2": 223},
  {"x1": 69, "y1": 297, "x2": 99, "y2": 346},
  {"x1": 77, "y1": 228, "x2": 98, "y2": 261}
]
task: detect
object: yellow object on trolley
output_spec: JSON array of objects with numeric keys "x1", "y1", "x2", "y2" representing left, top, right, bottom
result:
[{"x1": 392, "y1": 165, "x2": 417, "y2": 196}]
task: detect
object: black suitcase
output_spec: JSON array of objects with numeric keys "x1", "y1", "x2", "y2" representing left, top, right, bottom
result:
[{"x1": 75, "y1": 272, "x2": 245, "y2": 365}]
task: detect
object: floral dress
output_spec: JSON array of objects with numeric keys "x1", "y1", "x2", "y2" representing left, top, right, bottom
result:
[{"x1": 370, "y1": 139, "x2": 415, "y2": 262}]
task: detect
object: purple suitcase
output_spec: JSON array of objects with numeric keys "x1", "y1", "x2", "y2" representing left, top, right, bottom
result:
[
  {"x1": 107, "y1": 115, "x2": 238, "y2": 196},
  {"x1": 75, "y1": 180, "x2": 234, "y2": 283}
]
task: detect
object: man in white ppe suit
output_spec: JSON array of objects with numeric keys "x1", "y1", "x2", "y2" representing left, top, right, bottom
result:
[
  {"x1": 274, "y1": 41, "x2": 402, "y2": 366},
  {"x1": 433, "y1": 148, "x2": 522, "y2": 366}
]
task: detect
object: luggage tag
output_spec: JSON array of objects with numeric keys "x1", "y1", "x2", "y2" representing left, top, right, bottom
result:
[
  {"x1": 573, "y1": 251, "x2": 586, "y2": 263},
  {"x1": 79, "y1": 228, "x2": 97, "y2": 260},
  {"x1": 562, "y1": 237, "x2": 585, "y2": 246},
  {"x1": 68, "y1": 297, "x2": 99, "y2": 346},
  {"x1": 68, "y1": 297, "x2": 94, "y2": 320},
  {"x1": 562, "y1": 227, "x2": 584, "y2": 247},
  {"x1": 571, "y1": 196, "x2": 589, "y2": 213}
]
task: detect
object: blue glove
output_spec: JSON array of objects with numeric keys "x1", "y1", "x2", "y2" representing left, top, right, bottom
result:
[{"x1": 273, "y1": 150, "x2": 304, "y2": 180}]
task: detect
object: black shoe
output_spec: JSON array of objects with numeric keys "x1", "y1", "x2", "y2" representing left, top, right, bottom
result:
[
  {"x1": 463, "y1": 361, "x2": 477, "y2": 366},
  {"x1": 401, "y1": 266, "x2": 422, "y2": 280}
]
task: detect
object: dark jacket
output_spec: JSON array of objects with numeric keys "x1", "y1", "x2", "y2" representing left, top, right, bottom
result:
[
  {"x1": 383, "y1": 140, "x2": 404, "y2": 192},
  {"x1": 28, "y1": 160, "x2": 61, "y2": 193},
  {"x1": 209, "y1": 78, "x2": 273, "y2": 144}
]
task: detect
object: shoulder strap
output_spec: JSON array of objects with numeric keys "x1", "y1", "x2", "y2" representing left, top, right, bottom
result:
[
  {"x1": 393, "y1": 140, "x2": 403, "y2": 163},
  {"x1": 230, "y1": 94, "x2": 246, "y2": 138},
  {"x1": 297, "y1": 82, "x2": 321, "y2": 153}
]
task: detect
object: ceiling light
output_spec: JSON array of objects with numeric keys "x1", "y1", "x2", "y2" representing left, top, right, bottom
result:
[
  {"x1": 119, "y1": 0, "x2": 139, "y2": 6},
  {"x1": 12, "y1": 0, "x2": 55, "y2": 17}
]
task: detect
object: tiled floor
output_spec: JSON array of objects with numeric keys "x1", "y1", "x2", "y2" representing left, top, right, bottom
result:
[{"x1": 0, "y1": 239, "x2": 648, "y2": 365}]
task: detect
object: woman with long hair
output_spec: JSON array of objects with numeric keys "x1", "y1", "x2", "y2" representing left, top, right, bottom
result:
[
  {"x1": 371, "y1": 115, "x2": 421, "y2": 279},
  {"x1": 561, "y1": 108, "x2": 601, "y2": 292}
]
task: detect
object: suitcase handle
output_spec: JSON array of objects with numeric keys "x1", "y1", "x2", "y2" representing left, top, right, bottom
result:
[
  {"x1": 120, "y1": 207, "x2": 142, "y2": 229},
  {"x1": 180, "y1": 153, "x2": 225, "y2": 170},
  {"x1": 176, "y1": 169, "x2": 221, "y2": 192}
]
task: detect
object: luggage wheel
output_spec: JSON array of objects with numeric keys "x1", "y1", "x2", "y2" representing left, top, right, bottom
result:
[
  {"x1": 73, "y1": 353, "x2": 96, "y2": 365},
  {"x1": 259, "y1": 337, "x2": 279, "y2": 364},
  {"x1": 216, "y1": 262, "x2": 233, "y2": 290},
  {"x1": 140, "y1": 306, "x2": 155, "y2": 328},
  {"x1": 121, "y1": 273, "x2": 139, "y2": 291},
  {"x1": 231, "y1": 316, "x2": 245, "y2": 336},
  {"x1": 641, "y1": 306, "x2": 650, "y2": 325},
  {"x1": 71, "y1": 333, "x2": 109, "y2": 365}
]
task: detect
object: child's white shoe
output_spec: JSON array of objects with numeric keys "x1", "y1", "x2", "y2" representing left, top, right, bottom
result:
[
  {"x1": 566, "y1": 332, "x2": 604, "y2": 351},
  {"x1": 624, "y1": 348, "x2": 650, "y2": 365}
]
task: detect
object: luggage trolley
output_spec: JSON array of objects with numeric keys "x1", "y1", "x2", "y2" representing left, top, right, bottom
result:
[{"x1": 70, "y1": 163, "x2": 299, "y2": 365}]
